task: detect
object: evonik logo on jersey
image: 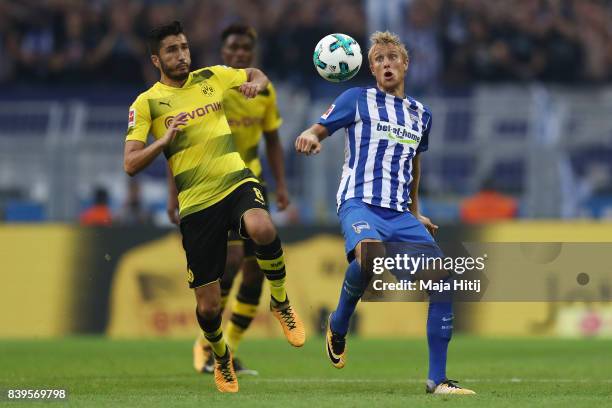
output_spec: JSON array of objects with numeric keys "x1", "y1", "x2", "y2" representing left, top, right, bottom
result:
[
  {"x1": 164, "y1": 102, "x2": 223, "y2": 128},
  {"x1": 227, "y1": 116, "x2": 264, "y2": 128},
  {"x1": 375, "y1": 121, "x2": 421, "y2": 145}
]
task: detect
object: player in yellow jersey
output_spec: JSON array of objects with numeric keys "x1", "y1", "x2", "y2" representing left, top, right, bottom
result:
[
  {"x1": 123, "y1": 21, "x2": 305, "y2": 393},
  {"x1": 166, "y1": 24, "x2": 289, "y2": 377}
]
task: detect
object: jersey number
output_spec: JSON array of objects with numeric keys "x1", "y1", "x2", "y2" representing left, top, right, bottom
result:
[{"x1": 253, "y1": 187, "x2": 265, "y2": 204}]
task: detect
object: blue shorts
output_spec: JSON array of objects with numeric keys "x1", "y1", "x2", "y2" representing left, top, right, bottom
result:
[{"x1": 338, "y1": 198, "x2": 442, "y2": 262}]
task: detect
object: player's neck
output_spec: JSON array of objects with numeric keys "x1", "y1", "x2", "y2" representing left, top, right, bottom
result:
[
  {"x1": 376, "y1": 82, "x2": 405, "y2": 99},
  {"x1": 159, "y1": 74, "x2": 188, "y2": 88}
]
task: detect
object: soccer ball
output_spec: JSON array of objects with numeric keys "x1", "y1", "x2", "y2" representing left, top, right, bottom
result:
[{"x1": 313, "y1": 33, "x2": 362, "y2": 82}]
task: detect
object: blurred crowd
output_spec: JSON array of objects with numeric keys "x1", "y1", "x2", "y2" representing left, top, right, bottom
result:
[
  {"x1": 401, "y1": 0, "x2": 612, "y2": 90},
  {"x1": 1, "y1": 0, "x2": 612, "y2": 89}
]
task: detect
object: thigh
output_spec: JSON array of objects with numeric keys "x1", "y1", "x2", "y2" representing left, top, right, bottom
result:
[
  {"x1": 179, "y1": 205, "x2": 229, "y2": 288},
  {"x1": 392, "y1": 211, "x2": 438, "y2": 246},
  {"x1": 386, "y1": 211, "x2": 445, "y2": 281}
]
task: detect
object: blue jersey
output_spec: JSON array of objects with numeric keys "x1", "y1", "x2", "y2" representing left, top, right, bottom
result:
[{"x1": 318, "y1": 87, "x2": 432, "y2": 212}]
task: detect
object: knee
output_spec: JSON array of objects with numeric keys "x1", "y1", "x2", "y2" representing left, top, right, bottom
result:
[
  {"x1": 354, "y1": 240, "x2": 384, "y2": 266},
  {"x1": 246, "y1": 215, "x2": 276, "y2": 245},
  {"x1": 196, "y1": 300, "x2": 221, "y2": 320}
]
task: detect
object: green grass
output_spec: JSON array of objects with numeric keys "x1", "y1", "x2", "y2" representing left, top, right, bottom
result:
[{"x1": 1, "y1": 336, "x2": 611, "y2": 407}]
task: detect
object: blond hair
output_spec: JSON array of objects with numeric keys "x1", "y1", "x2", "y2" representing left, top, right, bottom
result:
[{"x1": 367, "y1": 31, "x2": 409, "y2": 64}]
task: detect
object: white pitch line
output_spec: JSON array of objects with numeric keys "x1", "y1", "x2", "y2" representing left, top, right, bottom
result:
[{"x1": 248, "y1": 378, "x2": 612, "y2": 384}]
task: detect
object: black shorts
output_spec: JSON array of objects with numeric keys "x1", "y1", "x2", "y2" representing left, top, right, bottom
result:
[
  {"x1": 180, "y1": 181, "x2": 268, "y2": 288},
  {"x1": 227, "y1": 185, "x2": 268, "y2": 257}
]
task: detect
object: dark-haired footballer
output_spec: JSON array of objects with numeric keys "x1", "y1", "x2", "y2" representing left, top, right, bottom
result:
[
  {"x1": 123, "y1": 21, "x2": 305, "y2": 393},
  {"x1": 166, "y1": 23, "x2": 289, "y2": 377}
]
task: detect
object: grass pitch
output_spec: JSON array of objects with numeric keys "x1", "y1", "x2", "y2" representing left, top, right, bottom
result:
[{"x1": 1, "y1": 336, "x2": 610, "y2": 407}]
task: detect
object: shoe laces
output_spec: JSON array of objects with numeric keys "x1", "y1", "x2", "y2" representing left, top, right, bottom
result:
[
  {"x1": 278, "y1": 306, "x2": 297, "y2": 330},
  {"x1": 217, "y1": 358, "x2": 235, "y2": 383},
  {"x1": 441, "y1": 379, "x2": 461, "y2": 389}
]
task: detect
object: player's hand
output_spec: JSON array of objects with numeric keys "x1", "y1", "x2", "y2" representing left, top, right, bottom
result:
[
  {"x1": 167, "y1": 194, "x2": 180, "y2": 225},
  {"x1": 416, "y1": 213, "x2": 438, "y2": 235},
  {"x1": 161, "y1": 112, "x2": 188, "y2": 146},
  {"x1": 276, "y1": 186, "x2": 290, "y2": 211},
  {"x1": 238, "y1": 82, "x2": 261, "y2": 99},
  {"x1": 295, "y1": 132, "x2": 322, "y2": 155}
]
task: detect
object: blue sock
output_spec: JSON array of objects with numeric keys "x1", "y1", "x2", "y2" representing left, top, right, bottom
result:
[
  {"x1": 427, "y1": 301, "x2": 453, "y2": 384},
  {"x1": 330, "y1": 260, "x2": 363, "y2": 336}
]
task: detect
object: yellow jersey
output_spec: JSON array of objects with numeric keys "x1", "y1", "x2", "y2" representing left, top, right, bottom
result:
[
  {"x1": 125, "y1": 65, "x2": 258, "y2": 218},
  {"x1": 223, "y1": 82, "x2": 282, "y2": 178}
]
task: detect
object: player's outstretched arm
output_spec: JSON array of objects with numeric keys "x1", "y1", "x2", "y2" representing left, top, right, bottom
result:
[
  {"x1": 263, "y1": 129, "x2": 290, "y2": 210},
  {"x1": 409, "y1": 153, "x2": 438, "y2": 235},
  {"x1": 239, "y1": 68, "x2": 270, "y2": 99},
  {"x1": 295, "y1": 124, "x2": 329, "y2": 156},
  {"x1": 123, "y1": 113, "x2": 188, "y2": 176}
]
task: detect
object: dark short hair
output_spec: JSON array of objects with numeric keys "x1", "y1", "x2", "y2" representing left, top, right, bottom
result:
[
  {"x1": 221, "y1": 23, "x2": 257, "y2": 44},
  {"x1": 148, "y1": 21, "x2": 184, "y2": 55}
]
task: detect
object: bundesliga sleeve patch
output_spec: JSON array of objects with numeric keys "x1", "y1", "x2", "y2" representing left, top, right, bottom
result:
[
  {"x1": 128, "y1": 108, "x2": 136, "y2": 127},
  {"x1": 321, "y1": 104, "x2": 335, "y2": 120}
]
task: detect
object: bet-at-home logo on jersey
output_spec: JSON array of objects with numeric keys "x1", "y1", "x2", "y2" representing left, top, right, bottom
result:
[{"x1": 375, "y1": 121, "x2": 421, "y2": 145}]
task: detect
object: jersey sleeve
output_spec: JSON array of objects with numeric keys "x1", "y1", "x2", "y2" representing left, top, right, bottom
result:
[
  {"x1": 124, "y1": 96, "x2": 151, "y2": 144},
  {"x1": 209, "y1": 65, "x2": 248, "y2": 91},
  {"x1": 317, "y1": 87, "x2": 360, "y2": 135},
  {"x1": 417, "y1": 108, "x2": 432, "y2": 153},
  {"x1": 262, "y1": 82, "x2": 283, "y2": 132}
]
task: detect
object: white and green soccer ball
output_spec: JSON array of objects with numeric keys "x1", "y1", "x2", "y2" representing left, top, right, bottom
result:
[{"x1": 313, "y1": 33, "x2": 362, "y2": 82}]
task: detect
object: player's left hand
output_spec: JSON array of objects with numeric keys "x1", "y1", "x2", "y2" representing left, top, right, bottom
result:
[
  {"x1": 416, "y1": 213, "x2": 438, "y2": 235},
  {"x1": 276, "y1": 187, "x2": 290, "y2": 211},
  {"x1": 239, "y1": 82, "x2": 261, "y2": 98}
]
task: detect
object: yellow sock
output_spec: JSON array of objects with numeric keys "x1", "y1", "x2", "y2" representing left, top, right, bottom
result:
[
  {"x1": 268, "y1": 277, "x2": 287, "y2": 303},
  {"x1": 202, "y1": 327, "x2": 227, "y2": 357},
  {"x1": 226, "y1": 299, "x2": 258, "y2": 353},
  {"x1": 220, "y1": 294, "x2": 230, "y2": 312},
  {"x1": 256, "y1": 237, "x2": 288, "y2": 303},
  {"x1": 196, "y1": 332, "x2": 207, "y2": 348},
  {"x1": 257, "y1": 255, "x2": 287, "y2": 302}
]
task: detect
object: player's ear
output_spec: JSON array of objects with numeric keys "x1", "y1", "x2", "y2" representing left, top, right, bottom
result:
[{"x1": 151, "y1": 54, "x2": 160, "y2": 69}]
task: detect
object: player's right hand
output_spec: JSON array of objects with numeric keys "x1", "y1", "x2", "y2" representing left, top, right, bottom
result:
[
  {"x1": 167, "y1": 195, "x2": 180, "y2": 225},
  {"x1": 161, "y1": 112, "x2": 188, "y2": 146},
  {"x1": 295, "y1": 132, "x2": 321, "y2": 155}
]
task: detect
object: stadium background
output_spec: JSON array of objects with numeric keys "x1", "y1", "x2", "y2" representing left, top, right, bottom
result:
[{"x1": 1, "y1": 0, "x2": 612, "y2": 379}]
